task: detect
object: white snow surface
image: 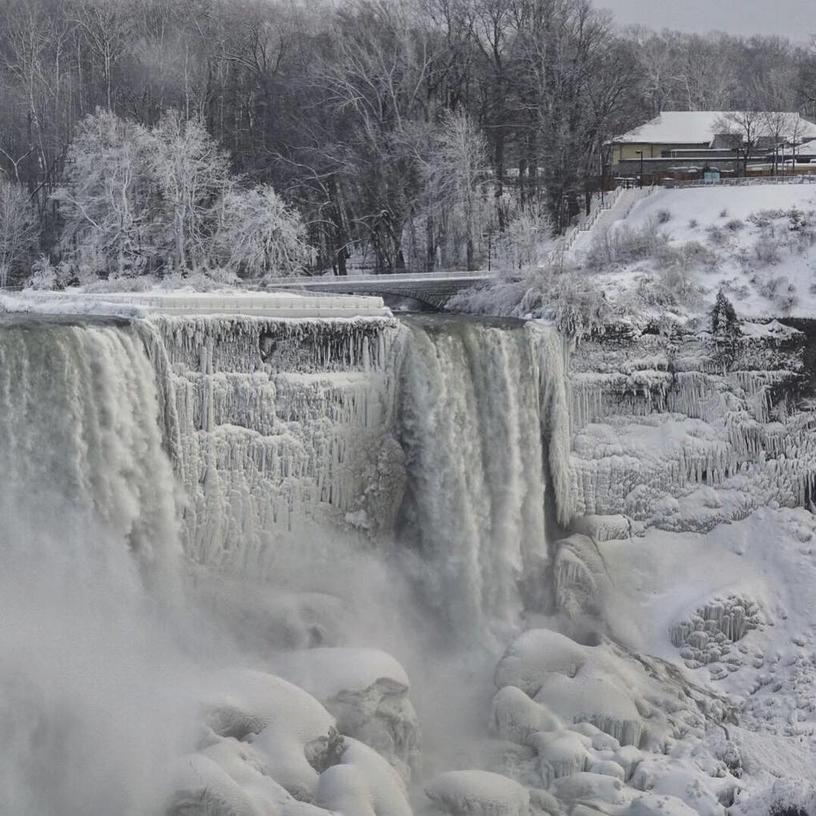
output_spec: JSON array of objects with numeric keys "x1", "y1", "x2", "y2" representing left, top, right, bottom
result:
[
  {"x1": 581, "y1": 182, "x2": 816, "y2": 319},
  {"x1": 0, "y1": 287, "x2": 391, "y2": 318},
  {"x1": 612, "y1": 111, "x2": 816, "y2": 145}
]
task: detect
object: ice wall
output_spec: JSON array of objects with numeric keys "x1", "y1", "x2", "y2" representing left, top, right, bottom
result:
[
  {"x1": 144, "y1": 315, "x2": 407, "y2": 579},
  {"x1": 565, "y1": 323, "x2": 816, "y2": 527}
]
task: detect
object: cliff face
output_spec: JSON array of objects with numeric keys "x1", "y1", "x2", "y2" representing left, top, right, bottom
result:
[{"x1": 565, "y1": 319, "x2": 813, "y2": 532}]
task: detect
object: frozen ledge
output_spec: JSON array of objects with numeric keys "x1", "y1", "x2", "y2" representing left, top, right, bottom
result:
[{"x1": 0, "y1": 290, "x2": 393, "y2": 319}]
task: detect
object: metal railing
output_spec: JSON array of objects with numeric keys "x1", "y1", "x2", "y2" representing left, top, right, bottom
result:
[{"x1": 666, "y1": 174, "x2": 816, "y2": 189}]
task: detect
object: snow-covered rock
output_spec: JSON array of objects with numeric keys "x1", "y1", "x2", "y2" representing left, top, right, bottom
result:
[
  {"x1": 269, "y1": 647, "x2": 420, "y2": 778},
  {"x1": 425, "y1": 770, "x2": 530, "y2": 816}
]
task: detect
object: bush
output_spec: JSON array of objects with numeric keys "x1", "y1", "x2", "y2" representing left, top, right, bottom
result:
[
  {"x1": 26, "y1": 257, "x2": 76, "y2": 290},
  {"x1": 706, "y1": 225, "x2": 727, "y2": 246},
  {"x1": 586, "y1": 217, "x2": 667, "y2": 268},
  {"x1": 656, "y1": 208, "x2": 672, "y2": 224},
  {"x1": 787, "y1": 207, "x2": 812, "y2": 232},
  {"x1": 725, "y1": 218, "x2": 744, "y2": 232},
  {"x1": 719, "y1": 208, "x2": 729, "y2": 218},
  {"x1": 493, "y1": 209, "x2": 552, "y2": 273},
  {"x1": 755, "y1": 235, "x2": 782, "y2": 265},
  {"x1": 749, "y1": 209, "x2": 785, "y2": 229},
  {"x1": 756, "y1": 275, "x2": 786, "y2": 299},
  {"x1": 688, "y1": 218, "x2": 698, "y2": 229}
]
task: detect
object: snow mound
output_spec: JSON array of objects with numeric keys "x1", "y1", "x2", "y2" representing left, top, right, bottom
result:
[
  {"x1": 269, "y1": 648, "x2": 420, "y2": 778},
  {"x1": 425, "y1": 770, "x2": 530, "y2": 816}
]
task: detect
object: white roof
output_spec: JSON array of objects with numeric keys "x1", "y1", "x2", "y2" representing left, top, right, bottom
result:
[
  {"x1": 797, "y1": 138, "x2": 816, "y2": 153},
  {"x1": 613, "y1": 111, "x2": 816, "y2": 145}
]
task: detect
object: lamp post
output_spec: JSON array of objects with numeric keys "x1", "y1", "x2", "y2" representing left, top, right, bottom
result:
[{"x1": 636, "y1": 150, "x2": 644, "y2": 188}]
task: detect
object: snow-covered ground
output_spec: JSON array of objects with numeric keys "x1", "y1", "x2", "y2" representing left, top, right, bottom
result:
[{"x1": 578, "y1": 182, "x2": 816, "y2": 321}]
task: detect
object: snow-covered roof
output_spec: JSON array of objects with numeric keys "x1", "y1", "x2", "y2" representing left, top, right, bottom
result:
[
  {"x1": 797, "y1": 138, "x2": 816, "y2": 154},
  {"x1": 612, "y1": 111, "x2": 816, "y2": 146}
]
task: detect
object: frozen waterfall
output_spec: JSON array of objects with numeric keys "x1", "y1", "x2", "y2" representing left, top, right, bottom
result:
[
  {"x1": 396, "y1": 317, "x2": 567, "y2": 638},
  {"x1": 0, "y1": 310, "x2": 573, "y2": 816}
]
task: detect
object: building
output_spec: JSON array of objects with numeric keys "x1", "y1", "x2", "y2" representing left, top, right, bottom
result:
[{"x1": 608, "y1": 111, "x2": 816, "y2": 182}]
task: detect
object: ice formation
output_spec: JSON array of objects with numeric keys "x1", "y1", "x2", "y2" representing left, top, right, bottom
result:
[{"x1": 4, "y1": 297, "x2": 816, "y2": 816}]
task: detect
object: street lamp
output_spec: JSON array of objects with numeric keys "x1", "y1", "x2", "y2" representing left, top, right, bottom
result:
[{"x1": 636, "y1": 150, "x2": 644, "y2": 188}]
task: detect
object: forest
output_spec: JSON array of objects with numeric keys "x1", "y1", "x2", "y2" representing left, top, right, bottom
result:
[{"x1": 1, "y1": 0, "x2": 816, "y2": 283}]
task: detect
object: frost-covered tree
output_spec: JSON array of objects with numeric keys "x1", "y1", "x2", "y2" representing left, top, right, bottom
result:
[
  {"x1": 710, "y1": 289, "x2": 741, "y2": 370},
  {"x1": 407, "y1": 111, "x2": 490, "y2": 271},
  {"x1": 213, "y1": 186, "x2": 314, "y2": 277},
  {"x1": 53, "y1": 110, "x2": 157, "y2": 278},
  {"x1": 148, "y1": 111, "x2": 232, "y2": 272},
  {"x1": 0, "y1": 179, "x2": 38, "y2": 286},
  {"x1": 52, "y1": 109, "x2": 312, "y2": 280},
  {"x1": 434, "y1": 111, "x2": 490, "y2": 271}
]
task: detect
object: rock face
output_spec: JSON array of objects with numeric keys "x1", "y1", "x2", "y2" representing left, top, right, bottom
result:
[{"x1": 566, "y1": 320, "x2": 812, "y2": 529}]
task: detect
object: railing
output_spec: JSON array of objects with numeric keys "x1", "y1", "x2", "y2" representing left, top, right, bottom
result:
[
  {"x1": 667, "y1": 175, "x2": 816, "y2": 189},
  {"x1": 273, "y1": 268, "x2": 493, "y2": 285},
  {"x1": 561, "y1": 185, "x2": 656, "y2": 254}
]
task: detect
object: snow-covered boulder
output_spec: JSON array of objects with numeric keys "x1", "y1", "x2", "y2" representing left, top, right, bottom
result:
[
  {"x1": 491, "y1": 685, "x2": 562, "y2": 745},
  {"x1": 495, "y1": 631, "x2": 644, "y2": 747},
  {"x1": 630, "y1": 756, "x2": 727, "y2": 816},
  {"x1": 316, "y1": 738, "x2": 412, "y2": 816},
  {"x1": 627, "y1": 794, "x2": 702, "y2": 816},
  {"x1": 530, "y1": 729, "x2": 593, "y2": 785},
  {"x1": 204, "y1": 669, "x2": 336, "y2": 801},
  {"x1": 551, "y1": 771, "x2": 626, "y2": 805},
  {"x1": 270, "y1": 647, "x2": 421, "y2": 778},
  {"x1": 317, "y1": 764, "x2": 377, "y2": 816},
  {"x1": 425, "y1": 770, "x2": 530, "y2": 816}
]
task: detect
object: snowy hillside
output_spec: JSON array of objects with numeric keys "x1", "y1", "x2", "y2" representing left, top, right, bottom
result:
[{"x1": 578, "y1": 182, "x2": 816, "y2": 321}]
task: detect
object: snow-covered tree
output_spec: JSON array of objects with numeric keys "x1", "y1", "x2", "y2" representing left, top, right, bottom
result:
[
  {"x1": 711, "y1": 289, "x2": 740, "y2": 339},
  {"x1": 710, "y1": 289, "x2": 741, "y2": 370},
  {"x1": 408, "y1": 111, "x2": 490, "y2": 271},
  {"x1": 53, "y1": 110, "x2": 157, "y2": 277},
  {"x1": 0, "y1": 179, "x2": 38, "y2": 286},
  {"x1": 52, "y1": 108, "x2": 314, "y2": 281},
  {"x1": 213, "y1": 185, "x2": 314, "y2": 277},
  {"x1": 148, "y1": 110, "x2": 232, "y2": 272}
]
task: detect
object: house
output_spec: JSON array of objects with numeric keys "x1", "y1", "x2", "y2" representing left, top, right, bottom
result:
[{"x1": 608, "y1": 111, "x2": 816, "y2": 181}]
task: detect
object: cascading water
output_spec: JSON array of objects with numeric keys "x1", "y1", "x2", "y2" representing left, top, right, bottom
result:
[
  {"x1": 0, "y1": 317, "x2": 198, "y2": 815},
  {"x1": 0, "y1": 309, "x2": 570, "y2": 815},
  {"x1": 397, "y1": 317, "x2": 551, "y2": 640}
]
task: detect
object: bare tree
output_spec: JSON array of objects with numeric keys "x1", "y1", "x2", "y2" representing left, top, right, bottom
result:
[
  {"x1": 716, "y1": 110, "x2": 765, "y2": 176},
  {"x1": 0, "y1": 177, "x2": 37, "y2": 285}
]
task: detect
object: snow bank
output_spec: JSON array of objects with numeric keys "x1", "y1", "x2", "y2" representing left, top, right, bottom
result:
[{"x1": 425, "y1": 770, "x2": 530, "y2": 816}]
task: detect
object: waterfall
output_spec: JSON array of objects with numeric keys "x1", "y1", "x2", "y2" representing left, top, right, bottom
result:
[
  {"x1": 0, "y1": 317, "x2": 194, "y2": 816},
  {"x1": 396, "y1": 317, "x2": 558, "y2": 639},
  {"x1": 0, "y1": 310, "x2": 571, "y2": 814},
  {"x1": 137, "y1": 313, "x2": 569, "y2": 637},
  {"x1": 0, "y1": 318, "x2": 181, "y2": 584}
]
